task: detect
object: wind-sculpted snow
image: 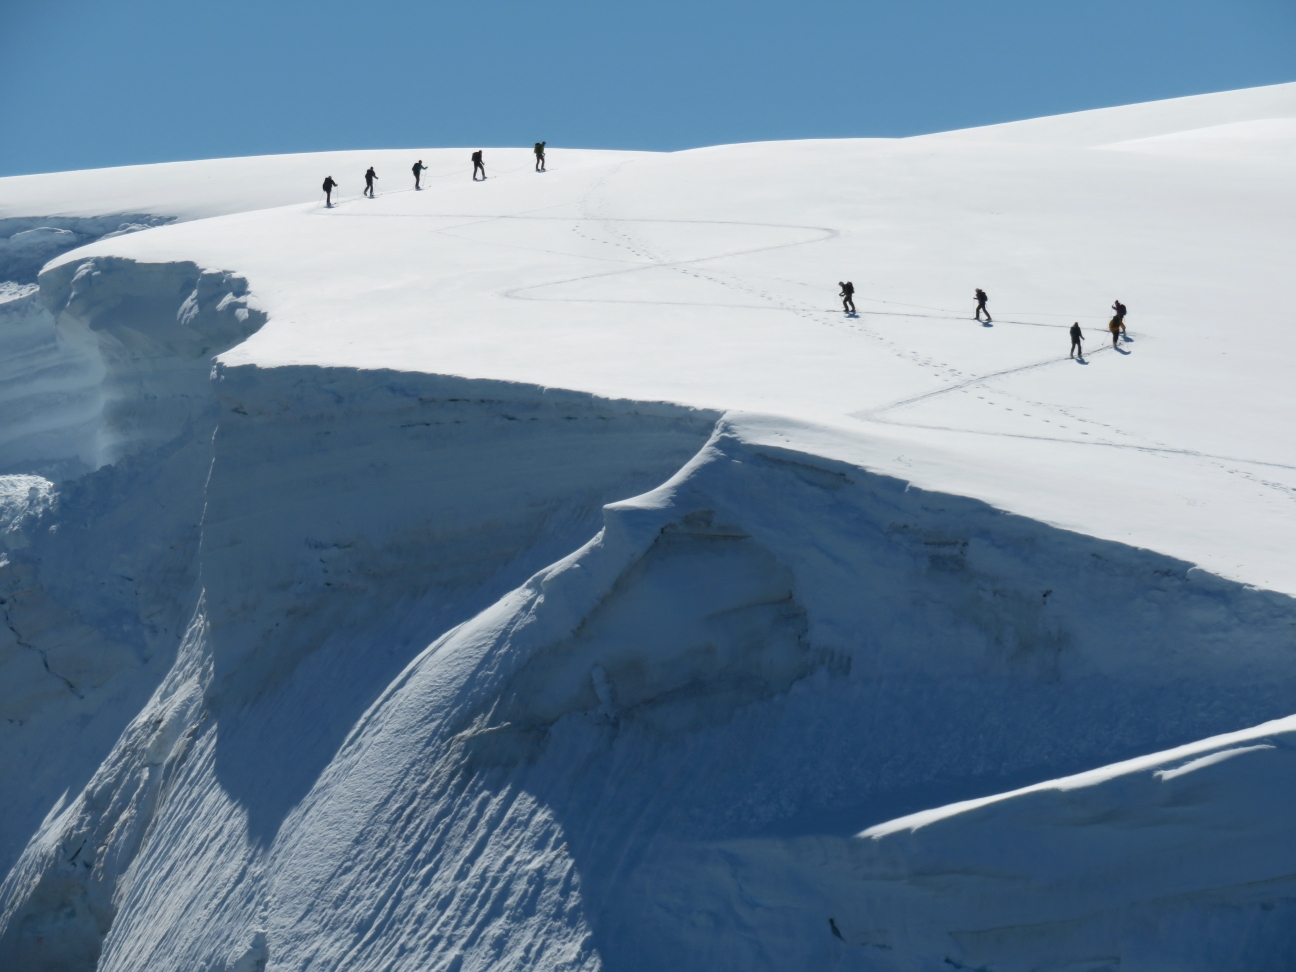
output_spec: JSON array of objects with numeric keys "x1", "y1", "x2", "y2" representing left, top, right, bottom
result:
[
  {"x1": 0, "y1": 353, "x2": 719, "y2": 970},
  {"x1": 11, "y1": 410, "x2": 1296, "y2": 971}
]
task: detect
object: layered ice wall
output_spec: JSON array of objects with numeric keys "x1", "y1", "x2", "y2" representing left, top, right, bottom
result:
[
  {"x1": 0, "y1": 256, "x2": 268, "y2": 890},
  {"x1": 0, "y1": 286, "x2": 102, "y2": 477}
]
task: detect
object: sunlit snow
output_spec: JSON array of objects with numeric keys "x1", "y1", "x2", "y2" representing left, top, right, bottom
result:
[{"x1": 2, "y1": 82, "x2": 1296, "y2": 972}]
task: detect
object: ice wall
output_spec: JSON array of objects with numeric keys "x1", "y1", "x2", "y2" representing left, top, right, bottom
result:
[
  {"x1": 0, "y1": 256, "x2": 269, "y2": 894},
  {"x1": 0, "y1": 287, "x2": 101, "y2": 478},
  {"x1": 0, "y1": 217, "x2": 168, "y2": 286},
  {"x1": 7, "y1": 394, "x2": 1296, "y2": 970},
  {"x1": 0, "y1": 254, "x2": 722, "y2": 970},
  {"x1": 3, "y1": 250, "x2": 1296, "y2": 971}
]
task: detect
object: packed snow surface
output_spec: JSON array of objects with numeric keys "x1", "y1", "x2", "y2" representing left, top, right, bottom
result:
[{"x1": 2, "y1": 83, "x2": 1296, "y2": 971}]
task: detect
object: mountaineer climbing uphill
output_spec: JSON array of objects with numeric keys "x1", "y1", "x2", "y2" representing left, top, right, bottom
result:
[
  {"x1": 974, "y1": 288, "x2": 991, "y2": 323},
  {"x1": 839, "y1": 281, "x2": 856, "y2": 314},
  {"x1": 534, "y1": 142, "x2": 546, "y2": 172},
  {"x1": 1112, "y1": 299, "x2": 1128, "y2": 337},
  {"x1": 1069, "y1": 322, "x2": 1084, "y2": 358},
  {"x1": 364, "y1": 167, "x2": 378, "y2": 198},
  {"x1": 412, "y1": 160, "x2": 427, "y2": 190},
  {"x1": 1108, "y1": 315, "x2": 1123, "y2": 348},
  {"x1": 322, "y1": 175, "x2": 338, "y2": 208},
  {"x1": 472, "y1": 150, "x2": 486, "y2": 181}
]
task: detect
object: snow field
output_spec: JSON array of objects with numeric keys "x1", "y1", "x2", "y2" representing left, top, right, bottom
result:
[{"x1": 1, "y1": 83, "x2": 1296, "y2": 970}]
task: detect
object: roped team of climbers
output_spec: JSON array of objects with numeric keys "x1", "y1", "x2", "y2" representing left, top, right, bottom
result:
[
  {"x1": 840, "y1": 282, "x2": 1127, "y2": 358},
  {"x1": 322, "y1": 143, "x2": 554, "y2": 206},
  {"x1": 320, "y1": 157, "x2": 1135, "y2": 361}
]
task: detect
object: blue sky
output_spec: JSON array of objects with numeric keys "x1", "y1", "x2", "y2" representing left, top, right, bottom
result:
[{"x1": 2, "y1": 0, "x2": 1294, "y2": 176}]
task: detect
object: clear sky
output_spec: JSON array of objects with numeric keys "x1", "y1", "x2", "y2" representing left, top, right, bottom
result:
[{"x1": 2, "y1": 0, "x2": 1295, "y2": 176}]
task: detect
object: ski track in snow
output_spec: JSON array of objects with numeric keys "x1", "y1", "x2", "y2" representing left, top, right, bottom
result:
[
  {"x1": 345, "y1": 177, "x2": 1295, "y2": 490},
  {"x1": 305, "y1": 159, "x2": 1296, "y2": 561}
]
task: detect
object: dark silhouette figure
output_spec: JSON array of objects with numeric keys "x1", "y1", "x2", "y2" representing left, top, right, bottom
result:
[
  {"x1": 472, "y1": 150, "x2": 486, "y2": 181},
  {"x1": 975, "y1": 288, "x2": 991, "y2": 322},
  {"x1": 839, "y1": 281, "x2": 856, "y2": 314},
  {"x1": 1069, "y1": 321, "x2": 1084, "y2": 358},
  {"x1": 412, "y1": 160, "x2": 427, "y2": 189},
  {"x1": 364, "y1": 167, "x2": 378, "y2": 198},
  {"x1": 322, "y1": 176, "x2": 338, "y2": 208},
  {"x1": 829, "y1": 918, "x2": 844, "y2": 941},
  {"x1": 534, "y1": 141, "x2": 546, "y2": 171},
  {"x1": 1112, "y1": 299, "x2": 1128, "y2": 336}
]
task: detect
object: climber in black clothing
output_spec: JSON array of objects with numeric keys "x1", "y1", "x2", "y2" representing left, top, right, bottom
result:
[
  {"x1": 322, "y1": 176, "x2": 338, "y2": 207},
  {"x1": 975, "y1": 288, "x2": 991, "y2": 322},
  {"x1": 412, "y1": 160, "x2": 427, "y2": 189},
  {"x1": 364, "y1": 167, "x2": 378, "y2": 198},
  {"x1": 839, "y1": 281, "x2": 856, "y2": 314},
  {"x1": 1112, "y1": 299, "x2": 1127, "y2": 335},
  {"x1": 1069, "y1": 322, "x2": 1084, "y2": 358},
  {"x1": 534, "y1": 141, "x2": 546, "y2": 171},
  {"x1": 472, "y1": 150, "x2": 486, "y2": 181}
]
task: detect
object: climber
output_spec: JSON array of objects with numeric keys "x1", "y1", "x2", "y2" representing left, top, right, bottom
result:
[
  {"x1": 364, "y1": 167, "x2": 378, "y2": 198},
  {"x1": 322, "y1": 176, "x2": 338, "y2": 208},
  {"x1": 472, "y1": 150, "x2": 486, "y2": 181},
  {"x1": 412, "y1": 160, "x2": 427, "y2": 189},
  {"x1": 839, "y1": 281, "x2": 856, "y2": 314},
  {"x1": 975, "y1": 288, "x2": 991, "y2": 323},
  {"x1": 1069, "y1": 322, "x2": 1084, "y2": 358},
  {"x1": 1108, "y1": 316, "x2": 1122, "y2": 348},
  {"x1": 1112, "y1": 299, "x2": 1128, "y2": 335},
  {"x1": 534, "y1": 141, "x2": 546, "y2": 172}
]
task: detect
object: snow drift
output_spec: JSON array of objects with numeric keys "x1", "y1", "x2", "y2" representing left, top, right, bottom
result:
[{"x1": 3, "y1": 83, "x2": 1296, "y2": 971}]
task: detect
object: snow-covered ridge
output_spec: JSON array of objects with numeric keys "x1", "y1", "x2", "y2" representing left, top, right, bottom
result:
[{"x1": 3, "y1": 82, "x2": 1296, "y2": 971}]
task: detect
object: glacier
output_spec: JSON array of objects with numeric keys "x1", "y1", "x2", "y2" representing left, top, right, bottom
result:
[{"x1": 2, "y1": 84, "x2": 1296, "y2": 971}]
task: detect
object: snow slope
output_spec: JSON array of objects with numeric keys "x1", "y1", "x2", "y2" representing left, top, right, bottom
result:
[{"x1": 2, "y1": 82, "x2": 1296, "y2": 971}]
